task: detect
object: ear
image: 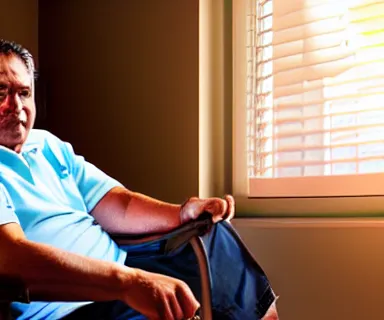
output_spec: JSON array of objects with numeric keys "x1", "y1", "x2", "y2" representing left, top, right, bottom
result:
[{"x1": 34, "y1": 74, "x2": 47, "y2": 128}]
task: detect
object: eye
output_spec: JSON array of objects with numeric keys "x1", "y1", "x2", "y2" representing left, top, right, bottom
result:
[
  {"x1": 0, "y1": 87, "x2": 7, "y2": 102},
  {"x1": 19, "y1": 89, "x2": 31, "y2": 98}
]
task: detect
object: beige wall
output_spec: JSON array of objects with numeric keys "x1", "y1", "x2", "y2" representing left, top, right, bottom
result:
[
  {"x1": 37, "y1": 2, "x2": 384, "y2": 320},
  {"x1": 38, "y1": 0, "x2": 199, "y2": 203},
  {"x1": 0, "y1": 0, "x2": 38, "y2": 62},
  {"x1": 233, "y1": 219, "x2": 384, "y2": 320}
]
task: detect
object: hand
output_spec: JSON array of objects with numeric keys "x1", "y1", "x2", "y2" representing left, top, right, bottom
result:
[
  {"x1": 124, "y1": 268, "x2": 200, "y2": 320},
  {"x1": 180, "y1": 195, "x2": 235, "y2": 224},
  {"x1": 262, "y1": 301, "x2": 279, "y2": 320}
]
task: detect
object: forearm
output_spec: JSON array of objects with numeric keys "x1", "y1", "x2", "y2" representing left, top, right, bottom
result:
[
  {"x1": 2, "y1": 237, "x2": 134, "y2": 302},
  {"x1": 125, "y1": 191, "x2": 181, "y2": 233},
  {"x1": 92, "y1": 187, "x2": 182, "y2": 234}
]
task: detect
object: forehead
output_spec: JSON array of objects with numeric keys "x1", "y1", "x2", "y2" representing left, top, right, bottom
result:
[{"x1": 0, "y1": 54, "x2": 31, "y2": 87}]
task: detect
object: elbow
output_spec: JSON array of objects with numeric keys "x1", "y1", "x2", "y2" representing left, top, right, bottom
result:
[{"x1": 0, "y1": 237, "x2": 30, "y2": 279}]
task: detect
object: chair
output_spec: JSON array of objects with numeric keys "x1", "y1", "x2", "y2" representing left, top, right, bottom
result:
[
  {"x1": 0, "y1": 276, "x2": 30, "y2": 320},
  {"x1": 0, "y1": 213, "x2": 214, "y2": 320}
]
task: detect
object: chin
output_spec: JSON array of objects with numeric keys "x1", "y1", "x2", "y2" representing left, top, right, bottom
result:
[
  {"x1": 0, "y1": 122, "x2": 31, "y2": 148},
  {"x1": 2, "y1": 133, "x2": 27, "y2": 151}
]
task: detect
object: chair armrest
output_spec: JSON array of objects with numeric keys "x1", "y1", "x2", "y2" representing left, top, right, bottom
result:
[
  {"x1": 111, "y1": 213, "x2": 214, "y2": 320},
  {"x1": 0, "y1": 276, "x2": 29, "y2": 303},
  {"x1": 110, "y1": 212, "x2": 213, "y2": 254}
]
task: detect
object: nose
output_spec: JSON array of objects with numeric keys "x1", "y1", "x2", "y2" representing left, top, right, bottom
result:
[{"x1": 3, "y1": 93, "x2": 23, "y2": 113}]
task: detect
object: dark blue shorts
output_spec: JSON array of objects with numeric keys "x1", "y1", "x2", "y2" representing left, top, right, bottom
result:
[{"x1": 63, "y1": 221, "x2": 276, "y2": 319}]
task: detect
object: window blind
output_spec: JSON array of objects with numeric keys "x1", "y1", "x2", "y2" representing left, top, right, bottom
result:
[{"x1": 247, "y1": 0, "x2": 384, "y2": 197}]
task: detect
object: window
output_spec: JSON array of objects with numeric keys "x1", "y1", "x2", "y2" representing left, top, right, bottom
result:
[{"x1": 233, "y1": 0, "x2": 384, "y2": 214}]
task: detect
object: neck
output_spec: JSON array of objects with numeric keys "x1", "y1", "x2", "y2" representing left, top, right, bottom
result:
[
  {"x1": 13, "y1": 144, "x2": 22, "y2": 153},
  {"x1": 2, "y1": 143, "x2": 23, "y2": 154}
]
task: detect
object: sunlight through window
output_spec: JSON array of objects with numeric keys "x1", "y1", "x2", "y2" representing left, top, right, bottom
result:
[{"x1": 248, "y1": 0, "x2": 384, "y2": 181}]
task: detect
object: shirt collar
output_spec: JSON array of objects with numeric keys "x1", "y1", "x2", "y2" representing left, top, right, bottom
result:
[
  {"x1": 21, "y1": 129, "x2": 43, "y2": 154},
  {"x1": 0, "y1": 130, "x2": 42, "y2": 166}
]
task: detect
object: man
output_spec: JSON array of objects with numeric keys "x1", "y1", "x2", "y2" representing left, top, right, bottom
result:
[{"x1": 0, "y1": 39, "x2": 278, "y2": 320}]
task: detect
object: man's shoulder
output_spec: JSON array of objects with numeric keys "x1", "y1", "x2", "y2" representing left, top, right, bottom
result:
[
  {"x1": 27, "y1": 129, "x2": 57, "y2": 141},
  {"x1": 26, "y1": 130, "x2": 76, "y2": 168}
]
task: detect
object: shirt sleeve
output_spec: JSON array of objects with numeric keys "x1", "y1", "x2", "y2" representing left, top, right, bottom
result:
[
  {"x1": 42, "y1": 131, "x2": 124, "y2": 212},
  {"x1": 65, "y1": 143, "x2": 124, "y2": 212},
  {"x1": 0, "y1": 183, "x2": 20, "y2": 225}
]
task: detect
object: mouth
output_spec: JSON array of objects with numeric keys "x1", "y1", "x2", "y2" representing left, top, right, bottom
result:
[{"x1": 0, "y1": 114, "x2": 28, "y2": 128}]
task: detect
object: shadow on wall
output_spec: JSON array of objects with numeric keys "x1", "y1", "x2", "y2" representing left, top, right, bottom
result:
[{"x1": 38, "y1": 0, "x2": 199, "y2": 203}]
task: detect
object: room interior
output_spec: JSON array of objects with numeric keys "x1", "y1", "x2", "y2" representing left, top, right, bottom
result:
[{"x1": 2, "y1": 0, "x2": 384, "y2": 319}]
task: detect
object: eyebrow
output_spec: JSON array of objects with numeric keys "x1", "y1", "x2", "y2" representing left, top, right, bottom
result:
[{"x1": 0, "y1": 81, "x2": 31, "y2": 90}]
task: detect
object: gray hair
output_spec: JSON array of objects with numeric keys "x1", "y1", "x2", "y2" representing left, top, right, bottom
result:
[{"x1": 0, "y1": 39, "x2": 36, "y2": 79}]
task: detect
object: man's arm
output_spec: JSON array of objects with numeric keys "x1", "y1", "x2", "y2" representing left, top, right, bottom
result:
[
  {"x1": 90, "y1": 187, "x2": 181, "y2": 234},
  {"x1": 0, "y1": 222, "x2": 199, "y2": 319},
  {"x1": 89, "y1": 188, "x2": 281, "y2": 319},
  {"x1": 0, "y1": 222, "x2": 134, "y2": 301},
  {"x1": 58, "y1": 134, "x2": 234, "y2": 234},
  {"x1": 90, "y1": 186, "x2": 235, "y2": 235}
]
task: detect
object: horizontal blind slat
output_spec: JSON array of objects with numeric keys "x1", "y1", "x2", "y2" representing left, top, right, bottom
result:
[
  {"x1": 254, "y1": 106, "x2": 384, "y2": 126},
  {"x1": 273, "y1": 0, "x2": 383, "y2": 31},
  {"x1": 255, "y1": 123, "x2": 384, "y2": 139},
  {"x1": 258, "y1": 139, "x2": 384, "y2": 154},
  {"x1": 272, "y1": 70, "x2": 384, "y2": 98},
  {"x1": 259, "y1": 155, "x2": 384, "y2": 171},
  {"x1": 273, "y1": 0, "x2": 382, "y2": 18},
  {"x1": 271, "y1": 54, "x2": 384, "y2": 87},
  {"x1": 257, "y1": 91, "x2": 384, "y2": 111}
]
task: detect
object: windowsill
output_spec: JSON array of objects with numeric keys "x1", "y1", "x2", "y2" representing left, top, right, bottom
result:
[
  {"x1": 232, "y1": 217, "x2": 384, "y2": 228},
  {"x1": 234, "y1": 195, "x2": 384, "y2": 217}
]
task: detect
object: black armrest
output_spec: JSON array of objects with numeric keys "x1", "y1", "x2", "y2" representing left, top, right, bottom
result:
[
  {"x1": 110, "y1": 212, "x2": 213, "y2": 254},
  {"x1": 111, "y1": 213, "x2": 214, "y2": 319},
  {"x1": 0, "y1": 276, "x2": 29, "y2": 303}
]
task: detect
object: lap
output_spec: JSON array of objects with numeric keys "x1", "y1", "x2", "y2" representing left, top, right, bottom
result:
[{"x1": 63, "y1": 222, "x2": 275, "y2": 320}]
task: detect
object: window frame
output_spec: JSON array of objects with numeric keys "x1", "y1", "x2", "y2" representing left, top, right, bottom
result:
[{"x1": 232, "y1": 0, "x2": 384, "y2": 216}]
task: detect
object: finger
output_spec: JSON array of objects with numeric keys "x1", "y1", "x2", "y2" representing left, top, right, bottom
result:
[
  {"x1": 176, "y1": 284, "x2": 200, "y2": 319},
  {"x1": 202, "y1": 198, "x2": 228, "y2": 223},
  {"x1": 169, "y1": 294, "x2": 184, "y2": 320},
  {"x1": 223, "y1": 194, "x2": 235, "y2": 221},
  {"x1": 262, "y1": 301, "x2": 279, "y2": 320},
  {"x1": 157, "y1": 293, "x2": 175, "y2": 320},
  {"x1": 180, "y1": 197, "x2": 206, "y2": 223}
]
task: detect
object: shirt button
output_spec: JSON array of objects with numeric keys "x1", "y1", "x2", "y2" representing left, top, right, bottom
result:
[{"x1": 60, "y1": 165, "x2": 69, "y2": 177}]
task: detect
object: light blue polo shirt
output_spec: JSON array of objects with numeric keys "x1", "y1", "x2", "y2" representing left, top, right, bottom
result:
[{"x1": 0, "y1": 129, "x2": 127, "y2": 320}]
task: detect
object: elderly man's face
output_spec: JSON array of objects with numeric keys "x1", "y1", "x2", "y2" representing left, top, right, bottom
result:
[{"x1": 0, "y1": 54, "x2": 35, "y2": 153}]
